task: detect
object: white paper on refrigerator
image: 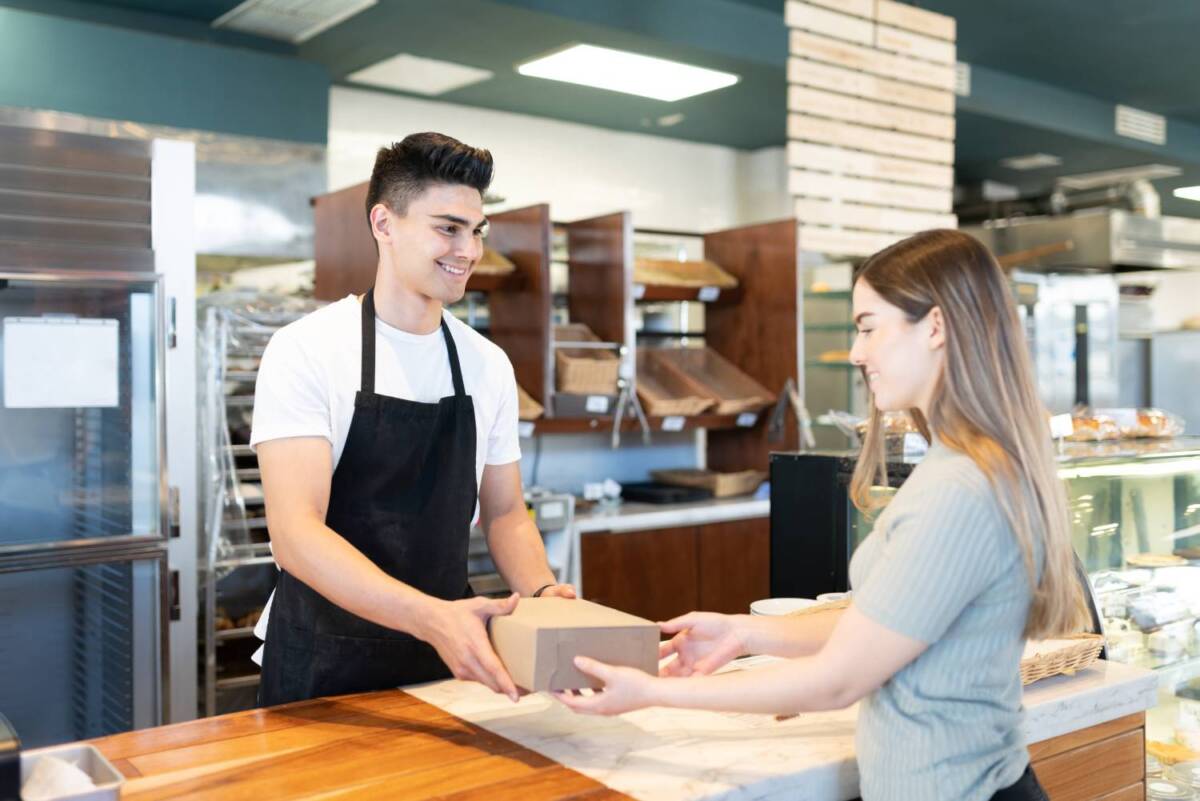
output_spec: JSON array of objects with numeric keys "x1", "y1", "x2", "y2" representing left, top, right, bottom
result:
[{"x1": 3, "y1": 316, "x2": 120, "y2": 408}]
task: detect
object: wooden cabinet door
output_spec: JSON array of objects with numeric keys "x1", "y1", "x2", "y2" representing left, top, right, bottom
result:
[
  {"x1": 698, "y1": 518, "x2": 770, "y2": 615},
  {"x1": 581, "y1": 526, "x2": 699, "y2": 622}
]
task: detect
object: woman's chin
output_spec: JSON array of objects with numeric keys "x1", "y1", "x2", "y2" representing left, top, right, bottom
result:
[{"x1": 873, "y1": 395, "x2": 903, "y2": 413}]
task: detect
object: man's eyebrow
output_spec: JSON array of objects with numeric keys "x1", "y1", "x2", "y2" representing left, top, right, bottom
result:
[
  {"x1": 431, "y1": 214, "x2": 489, "y2": 229},
  {"x1": 853, "y1": 312, "x2": 875, "y2": 325}
]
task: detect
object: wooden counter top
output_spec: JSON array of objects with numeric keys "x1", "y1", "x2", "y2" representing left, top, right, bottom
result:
[{"x1": 89, "y1": 690, "x2": 632, "y2": 800}]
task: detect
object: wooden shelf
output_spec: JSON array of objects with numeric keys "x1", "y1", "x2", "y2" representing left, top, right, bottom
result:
[
  {"x1": 530, "y1": 412, "x2": 762, "y2": 435},
  {"x1": 634, "y1": 284, "x2": 742, "y2": 304},
  {"x1": 214, "y1": 674, "x2": 261, "y2": 691},
  {"x1": 215, "y1": 626, "x2": 257, "y2": 642},
  {"x1": 466, "y1": 271, "x2": 523, "y2": 293}
]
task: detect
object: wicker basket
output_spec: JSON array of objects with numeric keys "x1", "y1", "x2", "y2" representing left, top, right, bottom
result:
[
  {"x1": 634, "y1": 258, "x2": 738, "y2": 289},
  {"x1": 651, "y1": 468, "x2": 767, "y2": 498},
  {"x1": 475, "y1": 246, "x2": 516, "y2": 276},
  {"x1": 554, "y1": 323, "x2": 620, "y2": 396},
  {"x1": 517, "y1": 384, "x2": 544, "y2": 421},
  {"x1": 1019, "y1": 633, "x2": 1105, "y2": 685}
]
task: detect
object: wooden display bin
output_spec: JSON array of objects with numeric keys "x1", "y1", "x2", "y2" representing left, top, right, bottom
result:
[{"x1": 647, "y1": 346, "x2": 774, "y2": 415}]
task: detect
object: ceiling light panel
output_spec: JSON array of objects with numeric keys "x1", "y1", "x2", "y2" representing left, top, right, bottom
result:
[
  {"x1": 1000, "y1": 153, "x2": 1062, "y2": 171},
  {"x1": 517, "y1": 44, "x2": 739, "y2": 102},
  {"x1": 1174, "y1": 186, "x2": 1200, "y2": 202},
  {"x1": 213, "y1": 0, "x2": 377, "y2": 44},
  {"x1": 348, "y1": 54, "x2": 494, "y2": 96}
]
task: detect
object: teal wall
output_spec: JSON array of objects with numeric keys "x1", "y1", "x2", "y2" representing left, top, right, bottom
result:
[{"x1": 0, "y1": 6, "x2": 329, "y2": 144}]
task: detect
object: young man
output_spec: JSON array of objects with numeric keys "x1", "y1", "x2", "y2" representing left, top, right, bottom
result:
[{"x1": 251, "y1": 132, "x2": 574, "y2": 706}]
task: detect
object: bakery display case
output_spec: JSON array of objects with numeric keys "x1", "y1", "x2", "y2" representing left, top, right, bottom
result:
[
  {"x1": 771, "y1": 436, "x2": 1200, "y2": 761},
  {"x1": 1060, "y1": 438, "x2": 1200, "y2": 764}
]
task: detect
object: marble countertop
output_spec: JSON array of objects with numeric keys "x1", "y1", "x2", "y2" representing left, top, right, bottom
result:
[
  {"x1": 408, "y1": 658, "x2": 1157, "y2": 801},
  {"x1": 574, "y1": 496, "x2": 769, "y2": 534}
]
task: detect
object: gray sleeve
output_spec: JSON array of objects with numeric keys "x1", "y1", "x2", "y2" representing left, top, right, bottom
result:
[{"x1": 852, "y1": 468, "x2": 1012, "y2": 644}]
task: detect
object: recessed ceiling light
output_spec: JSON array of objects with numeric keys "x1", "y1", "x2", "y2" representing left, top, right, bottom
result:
[
  {"x1": 516, "y1": 44, "x2": 739, "y2": 102},
  {"x1": 213, "y1": 0, "x2": 376, "y2": 43},
  {"x1": 1000, "y1": 153, "x2": 1062, "y2": 171},
  {"x1": 347, "y1": 53, "x2": 493, "y2": 96},
  {"x1": 657, "y1": 113, "x2": 686, "y2": 127},
  {"x1": 1174, "y1": 186, "x2": 1200, "y2": 202}
]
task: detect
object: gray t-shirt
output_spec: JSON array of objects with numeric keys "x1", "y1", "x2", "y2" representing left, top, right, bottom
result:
[{"x1": 848, "y1": 441, "x2": 1042, "y2": 801}]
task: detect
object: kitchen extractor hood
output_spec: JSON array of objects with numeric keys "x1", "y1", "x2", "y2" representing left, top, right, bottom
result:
[{"x1": 964, "y1": 208, "x2": 1200, "y2": 272}]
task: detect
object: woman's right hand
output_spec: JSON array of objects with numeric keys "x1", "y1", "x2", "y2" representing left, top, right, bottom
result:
[{"x1": 658, "y1": 612, "x2": 749, "y2": 677}]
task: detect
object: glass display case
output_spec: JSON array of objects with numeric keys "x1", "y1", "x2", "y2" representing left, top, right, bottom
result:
[
  {"x1": 771, "y1": 437, "x2": 1200, "y2": 756},
  {"x1": 1059, "y1": 438, "x2": 1200, "y2": 757}
]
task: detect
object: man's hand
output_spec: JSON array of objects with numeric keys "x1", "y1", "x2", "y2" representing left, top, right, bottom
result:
[
  {"x1": 658, "y1": 612, "x2": 749, "y2": 677},
  {"x1": 538, "y1": 584, "x2": 577, "y2": 599},
  {"x1": 415, "y1": 593, "x2": 522, "y2": 702}
]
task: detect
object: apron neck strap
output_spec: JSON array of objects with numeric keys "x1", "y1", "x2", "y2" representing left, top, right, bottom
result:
[
  {"x1": 440, "y1": 317, "x2": 466, "y2": 398},
  {"x1": 361, "y1": 289, "x2": 377, "y2": 395},
  {"x1": 361, "y1": 289, "x2": 467, "y2": 398}
]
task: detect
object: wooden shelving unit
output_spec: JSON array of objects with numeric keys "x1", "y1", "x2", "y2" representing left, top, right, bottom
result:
[
  {"x1": 634, "y1": 284, "x2": 743, "y2": 305},
  {"x1": 311, "y1": 183, "x2": 554, "y2": 411},
  {"x1": 311, "y1": 189, "x2": 801, "y2": 460},
  {"x1": 530, "y1": 412, "x2": 756, "y2": 436},
  {"x1": 703, "y1": 219, "x2": 803, "y2": 472}
]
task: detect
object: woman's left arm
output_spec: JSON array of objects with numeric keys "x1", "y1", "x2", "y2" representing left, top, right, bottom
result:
[{"x1": 558, "y1": 604, "x2": 926, "y2": 716}]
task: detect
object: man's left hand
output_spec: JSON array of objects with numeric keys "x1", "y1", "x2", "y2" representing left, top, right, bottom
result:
[
  {"x1": 539, "y1": 584, "x2": 578, "y2": 599},
  {"x1": 554, "y1": 656, "x2": 657, "y2": 716}
]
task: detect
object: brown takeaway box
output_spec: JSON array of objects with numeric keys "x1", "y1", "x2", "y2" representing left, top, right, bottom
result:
[{"x1": 488, "y1": 598, "x2": 659, "y2": 692}]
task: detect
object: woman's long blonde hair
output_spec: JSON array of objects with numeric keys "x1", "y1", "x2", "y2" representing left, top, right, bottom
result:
[{"x1": 849, "y1": 229, "x2": 1088, "y2": 638}]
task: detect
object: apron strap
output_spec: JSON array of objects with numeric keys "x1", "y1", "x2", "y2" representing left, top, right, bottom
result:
[
  {"x1": 361, "y1": 289, "x2": 376, "y2": 394},
  {"x1": 440, "y1": 318, "x2": 466, "y2": 398},
  {"x1": 363, "y1": 288, "x2": 466, "y2": 399}
]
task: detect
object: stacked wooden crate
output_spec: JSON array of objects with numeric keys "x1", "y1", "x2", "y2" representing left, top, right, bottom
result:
[{"x1": 786, "y1": 0, "x2": 957, "y2": 257}]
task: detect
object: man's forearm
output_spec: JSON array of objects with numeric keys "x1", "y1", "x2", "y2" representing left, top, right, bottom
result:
[
  {"x1": 485, "y1": 513, "x2": 557, "y2": 596},
  {"x1": 273, "y1": 517, "x2": 435, "y2": 637}
]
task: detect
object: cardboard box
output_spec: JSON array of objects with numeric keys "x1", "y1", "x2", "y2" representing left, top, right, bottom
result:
[{"x1": 488, "y1": 598, "x2": 659, "y2": 692}]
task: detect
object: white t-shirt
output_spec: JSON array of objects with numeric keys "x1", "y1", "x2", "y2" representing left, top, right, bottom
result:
[
  {"x1": 247, "y1": 294, "x2": 521, "y2": 662},
  {"x1": 249, "y1": 294, "x2": 522, "y2": 493}
]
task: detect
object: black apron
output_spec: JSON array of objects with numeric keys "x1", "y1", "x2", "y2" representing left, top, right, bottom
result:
[{"x1": 259, "y1": 290, "x2": 478, "y2": 706}]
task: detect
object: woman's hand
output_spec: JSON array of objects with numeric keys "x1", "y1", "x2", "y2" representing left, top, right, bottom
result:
[
  {"x1": 658, "y1": 612, "x2": 748, "y2": 677},
  {"x1": 553, "y1": 657, "x2": 658, "y2": 716}
]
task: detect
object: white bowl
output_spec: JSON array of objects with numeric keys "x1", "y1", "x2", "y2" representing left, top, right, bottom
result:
[{"x1": 750, "y1": 597, "x2": 818, "y2": 616}]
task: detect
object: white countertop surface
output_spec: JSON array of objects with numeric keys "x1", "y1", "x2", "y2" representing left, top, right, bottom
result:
[
  {"x1": 574, "y1": 496, "x2": 770, "y2": 534},
  {"x1": 408, "y1": 658, "x2": 1156, "y2": 801}
]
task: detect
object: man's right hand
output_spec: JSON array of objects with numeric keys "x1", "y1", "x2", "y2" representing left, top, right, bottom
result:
[
  {"x1": 417, "y1": 593, "x2": 521, "y2": 702},
  {"x1": 658, "y1": 612, "x2": 749, "y2": 677}
]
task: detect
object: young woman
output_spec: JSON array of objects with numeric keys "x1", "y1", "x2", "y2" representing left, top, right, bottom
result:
[{"x1": 558, "y1": 229, "x2": 1089, "y2": 801}]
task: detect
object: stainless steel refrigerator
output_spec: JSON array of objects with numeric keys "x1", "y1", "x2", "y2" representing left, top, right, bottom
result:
[{"x1": 0, "y1": 124, "x2": 182, "y2": 746}]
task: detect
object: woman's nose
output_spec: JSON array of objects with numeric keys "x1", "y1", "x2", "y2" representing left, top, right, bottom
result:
[{"x1": 849, "y1": 333, "x2": 866, "y2": 366}]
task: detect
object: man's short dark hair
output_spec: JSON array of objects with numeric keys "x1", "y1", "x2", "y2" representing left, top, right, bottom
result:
[{"x1": 365, "y1": 132, "x2": 493, "y2": 222}]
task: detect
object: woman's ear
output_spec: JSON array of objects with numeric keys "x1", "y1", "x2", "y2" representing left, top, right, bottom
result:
[{"x1": 926, "y1": 306, "x2": 946, "y2": 351}]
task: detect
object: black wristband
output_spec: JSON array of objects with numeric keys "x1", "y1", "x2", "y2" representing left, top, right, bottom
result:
[{"x1": 531, "y1": 583, "x2": 556, "y2": 598}]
